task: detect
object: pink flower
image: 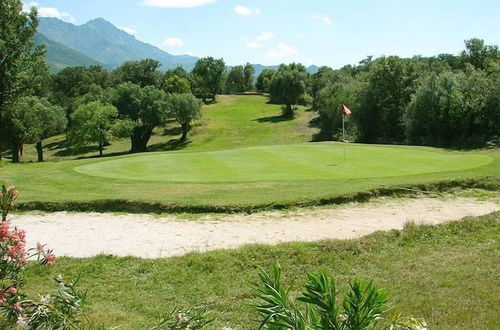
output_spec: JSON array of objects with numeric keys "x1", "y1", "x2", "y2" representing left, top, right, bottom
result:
[
  {"x1": 12, "y1": 229, "x2": 26, "y2": 243},
  {"x1": 7, "y1": 287, "x2": 17, "y2": 295},
  {"x1": 0, "y1": 222, "x2": 10, "y2": 242},
  {"x1": 45, "y1": 254, "x2": 56, "y2": 267}
]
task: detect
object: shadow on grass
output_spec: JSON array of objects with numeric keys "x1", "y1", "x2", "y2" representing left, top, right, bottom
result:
[
  {"x1": 148, "y1": 138, "x2": 191, "y2": 152},
  {"x1": 252, "y1": 114, "x2": 295, "y2": 123},
  {"x1": 53, "y1": 145, "x2": 101, "y2": 157},
  {"x1": 161, "y1": 126, "x2": 183, "y2": 136}
]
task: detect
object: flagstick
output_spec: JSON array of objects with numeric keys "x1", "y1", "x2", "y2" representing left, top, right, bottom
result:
[{"x1": 342, "y1": 113, "x2": 346, "y2": 162}]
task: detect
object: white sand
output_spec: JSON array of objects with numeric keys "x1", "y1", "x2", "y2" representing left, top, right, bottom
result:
[{"x1": 10, "y1": 197, "x2": 499, "y2": 259}]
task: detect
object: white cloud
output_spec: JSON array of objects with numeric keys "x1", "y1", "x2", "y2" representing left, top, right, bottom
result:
[
  {"x1": 121, "y1": 27, "x2": 137, "y2": 35},
  {"x1": 245, "y1": 42, "x2": 261, "y2": 49},
  {"x1": 36, "y1": 2, "x2": 76, "y2": 23},
  {"x1": 22, "y1": 2, "x2": 38, "y2": 12},
  {"x1": 244, "y1": 31, "x2": 275, "y2": 49},
  {"x1": 163, "y1": 37, "x2": 184, "y2": 47},
  {"x1": 141, "y1": 0, "x2": 217, "y2": 8},
  {"x1": 37, "y1": 7, "x2": 76, "y2": 23},
  {"x1": 23, "y1": 2, "x2": 76, "y2": 23},
  {"x1": 265, "y1": 43, "x2": 298, "y2": 59},
  {"x1": 234, "y1": 5, "x2": 261, "y2": 16},
  {"x1": 311, "y1": 14, "x2": 332, "y2": 25},
  {"x1": 256, "y1": 31, "x2": 274, "y2": 42}
]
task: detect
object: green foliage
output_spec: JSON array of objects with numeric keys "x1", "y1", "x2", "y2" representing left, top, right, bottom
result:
[
  {"x1": 243, "y1": 62, "x2": 255, "y2": 91},
  {"x1": 269, "y1": 64, "x2": 308, "y2": 117},
  {"x1": 191, "y1": 57, "x2": 225, "y2": 101},
  {"x1": 406, "y1": 67, "x2": 499, "y2": 147},
  {"x1": 110, "y1": 83, "x2": 170, "y2": 152},
  {"x1": 312, "y1": 38, "x2": 499, "y2": 148},
  {"x1": 68, "y1": 101, "x2": 118, "y2": 156},
  {"x1": 113, "y1": 58, "x2": 162, "y2": 87},
  {"x1": 163, "y1": 75, "x2": 191, "y2": 94},
  {"x1": 256, "y1": 69, "x2": 275, "y2": 92},
  {"x1": 253, "y1": 264, "x2": 425, "y2": 330},
  {"x1": 169, "y1": 93, "x2": 202, "y2": 141},
  {"x1": 50, "y1": 65, "x2": 110, "y2": 115},
  {"x1": 1, "y1": 96, "x2": 64, "y2": 162},
  {"x1": 0, "y1": 0, "x2": 47, "y2": 111},
  {"x1": 225, "y1": 66, "x2": 246, "y2": 93}
]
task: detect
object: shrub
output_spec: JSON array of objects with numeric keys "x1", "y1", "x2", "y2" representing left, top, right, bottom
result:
[{"x1": 252, "y1": 264, "x2": 426, "y2": 330}]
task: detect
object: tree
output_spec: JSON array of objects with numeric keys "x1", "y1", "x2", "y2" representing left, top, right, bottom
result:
[
  {"x1": 269, "y1": 64, "x2": 308, "y2": 117},
  {"x1": 225, "y1": 66, "x2": 245, "y2": 93},
  {"x1": 162, "y1": 75, "x2": 191, "y2": 94},
  {"x1": 170, "y1": 93, "x2": 202, "y2": 141},
  {"x1": 33, "y1": 98, "x2": 66, "y2": 162},
  {"x1": 2, "y1": 98, "x2": 42, "y2": 162},
  {"x1": 68, "y1": 101, "x2": 117, "y2": 157},
  {"x1": 461, "y1": 38, "x2": 499, "y2": 71},
  {"x1": 113, "y1": 59, "x2": 162, "y2": 88},
  {"x1": 243, "y1": 62, "x2": 255, "y2": 91},
  {"x1": 0, "y1": 0, "x2": 47, "y2": 158},
  {"x1": 191, "y1": 57, "x2": 225, "y2": 101},
  {"x1": 256, "y1": 69, "x2": 275, "y2": 92},
  {"x1": 50, "y1": 65, "x2": 110, "y2": 116},
  {"x1": 355, "y1": 56, "x2": 418, "y2": 143},
  {"x1": 110, "y1": 83, "x2": 170, "y2": 153}
]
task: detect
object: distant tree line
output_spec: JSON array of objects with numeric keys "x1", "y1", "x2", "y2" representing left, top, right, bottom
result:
[{"x1": 306, "y1": 39, "x2": 499, "y2": 148}]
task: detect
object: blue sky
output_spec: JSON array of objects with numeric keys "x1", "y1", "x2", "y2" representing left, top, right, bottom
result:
[{"x1": 23, "y1": 0, "x2": 500, "y2": 68}]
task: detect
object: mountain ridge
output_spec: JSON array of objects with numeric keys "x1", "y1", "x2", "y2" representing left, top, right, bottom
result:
[{"x1": 35, "y1": 17, "x2": 319, "y2": 74}]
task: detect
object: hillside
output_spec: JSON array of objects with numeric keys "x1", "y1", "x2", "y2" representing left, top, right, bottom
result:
[
  {"x1": 34, "y1": 33, "x2": 104, "y2": 72},
  {"x1": 38, "y1": 17, "x2": 198, "y2": 70}
]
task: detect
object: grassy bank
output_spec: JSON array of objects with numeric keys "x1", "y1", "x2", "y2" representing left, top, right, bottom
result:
[{"x1": 23, "y1": 212, "x2": 500, "y2": 329}]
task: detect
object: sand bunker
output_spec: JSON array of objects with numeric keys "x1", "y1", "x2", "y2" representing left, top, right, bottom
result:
[{"x1": 11, "y1": 197, "x2": 499, "y2": 259}]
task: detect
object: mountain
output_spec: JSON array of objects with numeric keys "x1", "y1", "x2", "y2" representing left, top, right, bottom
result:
[
  {"x1": 38, "y1": 17, "x2": 198, "y2": 70},
  {"x1": 34, "y1": 33, "x2": 104, "y2": 72}
]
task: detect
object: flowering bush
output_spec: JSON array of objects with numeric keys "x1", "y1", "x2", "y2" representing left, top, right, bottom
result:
[{"x1": 0, "y1": 184, "x2": 87, "y2": 329}]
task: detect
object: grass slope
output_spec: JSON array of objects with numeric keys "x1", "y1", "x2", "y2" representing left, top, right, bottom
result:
[
  {"x1": 23, "y1": 212, "x2": 500, "y2": 329},
  {"x1": 17, "y1": 95, "x2": 316, "y2": 162}
]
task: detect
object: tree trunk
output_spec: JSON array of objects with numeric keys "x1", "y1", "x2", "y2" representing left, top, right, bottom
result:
[
  {"x1": 36, "y1": 140, "x2": 44, "y2": 162},
  {"x1": 11, "y1": 143, "x2": 20, "y2": 163},
  {"x1": 130, "y1": 126, "x2": 153, "y2": 153},
  {"x1": 180, "y1": 123, "x2": 189, "y2": 141},
  {"x1": 283, "y1": 103, "x2": 294, "y2": 117},
  {"x1": 98, "y1": 141, "x2": 103, "y2": 157}
]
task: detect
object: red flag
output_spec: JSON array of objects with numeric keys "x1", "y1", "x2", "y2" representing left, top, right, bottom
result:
[{"x1": 341, "y1": 104, "x2": 352, "y2": 116}]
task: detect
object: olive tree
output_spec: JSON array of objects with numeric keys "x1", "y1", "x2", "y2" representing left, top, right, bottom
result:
[
  {"x1": 68, "y1": 101, "x2": 118, "y2": 157},
  {"x1": 110, "y1": 83, "x2": 170, "y2": 153},
  {"x1": 269, "y1": 64, "x2": 308, "y2": 117},
  {"x1": 191, "y1": 57, "x2": 225, "y2": 101},
  {"x1": 170, "y1": 93, "x2": 202, "y2": 141}
]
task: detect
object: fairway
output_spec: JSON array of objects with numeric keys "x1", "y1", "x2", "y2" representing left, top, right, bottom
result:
[{"x1": 75, "y1": 143, "x2": 492, "y2": 183}]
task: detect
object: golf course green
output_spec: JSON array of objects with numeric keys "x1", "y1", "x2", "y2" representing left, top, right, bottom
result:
[
  {"x1": 75, "y1": 143, "x2": 492, "y2": 183},
  {"x1": 2, "y1": 96, "x2": 498, "y2": 209}
]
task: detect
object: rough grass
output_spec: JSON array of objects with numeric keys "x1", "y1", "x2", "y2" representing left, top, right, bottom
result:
[{"x1": 22, "y1": 212, "x2": 500, "y2": 329}]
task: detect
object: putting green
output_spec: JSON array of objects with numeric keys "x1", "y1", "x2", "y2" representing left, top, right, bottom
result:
[{"x1": 74, "y1": 144, "x2": 492, "y2": 183}]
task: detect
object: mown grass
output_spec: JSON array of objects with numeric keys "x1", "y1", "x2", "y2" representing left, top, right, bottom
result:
[
  {"x1": 1, "y1": 94, "x2": 498, "y2": 210},
  {"x1": 22, "y1": 212, "x2": 500, "y2": 329},
  {"x1": 16, "y1": 95, "x2": 316, "y2": 162}
]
